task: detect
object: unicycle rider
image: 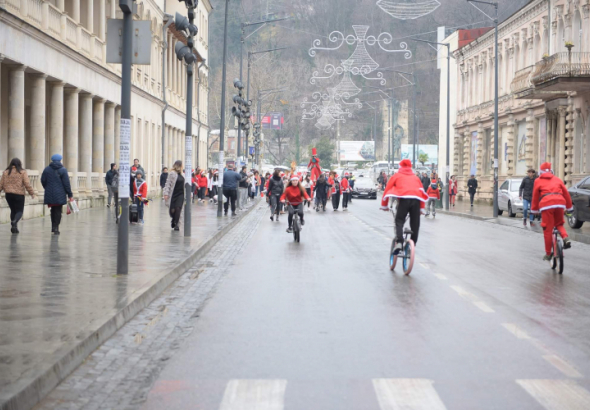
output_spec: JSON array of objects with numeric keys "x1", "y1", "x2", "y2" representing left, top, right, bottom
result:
[
  {"x1": 380, "y1": 159, "x2": 428, "y2": 254},
  {"x1": 531, "y1": 162, "x2": 573, "y2": 261}
]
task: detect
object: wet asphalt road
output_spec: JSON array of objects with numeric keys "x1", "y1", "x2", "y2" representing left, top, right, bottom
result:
[{"x1": 139, "y1": 198, "x2": 590, "y2": 410}]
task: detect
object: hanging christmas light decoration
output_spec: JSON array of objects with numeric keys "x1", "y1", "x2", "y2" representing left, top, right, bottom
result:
[{"x1": 376, "y1": 0, "x2": 441, "y2": 20}]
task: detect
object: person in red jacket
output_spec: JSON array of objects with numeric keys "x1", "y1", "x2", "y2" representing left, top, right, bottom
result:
[
  {"x1": 381, "y1": 159, "x2": 428, "y2": 253},
  {"x1": 133, "y1": 171, "x2": 148, "y2": 224},
  {"x1": 281, "y1": 176, "x2": 311, "y2": 233},
  {"x1": 341, "y1": 172, "x2": 351, "y2": 211},
  {"x1": 531, "y1": 162, "x2": 573, "y2": 260},
  {"x1": 426, "y1": 180, "x2": 440, "y2": 217},
  {"x1": 196, "y1": 171, "x2": 208, "y2": 203}
]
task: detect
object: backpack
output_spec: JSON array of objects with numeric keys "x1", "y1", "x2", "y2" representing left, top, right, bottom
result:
[{"x1": 111, "y1": 172, "x2": 119, "y2": 193}]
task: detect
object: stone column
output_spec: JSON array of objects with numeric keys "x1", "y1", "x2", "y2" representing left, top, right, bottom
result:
[
  {"x1": 73, "y1": 0, "x2": 80, "y2": 22},
  {"x1": 565, "y1": 97, "x2": 575, "y2": 185},
  {"x1": 463, "y1": 131, "x2": 470, "y2": 177},
  {"x1": 584, "y1": 5, "x2": 590, "y2": 53},
  {"x1": 506, "y1": 114, "x2": 515, "y2": 176},
  {"x1": 65, "y1": 88, "x2": 80, "y2": 196},
  {"x1": 58, "y1": 0, "x2": 65, "y2": 11},
  {"x1": 110, "y1": 0, "x2": 116, "y2": 18},
  {"x1": 80, "y1": 93, "x2": 94, "y2": 196},
  {"x1": 93, "y1": 98, "x2": 105, "y2": 192},
  {"x1": 49, "y1": 81, "x2": 65, "y2": 157},
  {"x1": 99, "y1": 0, "x2": 106, "y2": 40},
  {"x1": 476, "y1": 122, "x2": 484, "y2": 177},
  {"x1": 30, "y1": 74, "x2": 47, "y2": 194},
  {"x1": 525, "y1": 109, "x2": 535, "y2": 170},
  {"x1": 104, "y1": 102, "x2": 115, "y2": 171},
  {"x1": 87, "y1": 0, "x2": 94, "y2": 33},
  {"x1": 114, "y1": 106, "x2": 121, "y2": 164},
  {"x1": 546, "y1": 111, "x2": 553, "y2": 165},
  {"x1": 8, "y1": 65, "x2": 26, "y2": 161},
  {"x1": 557, "y1": 106, "x2": 567, "y2": 180}
]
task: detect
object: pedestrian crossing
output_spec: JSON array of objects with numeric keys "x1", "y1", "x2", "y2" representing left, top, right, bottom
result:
[{"x1": 211, "y1": 378, "x2": 590, "y2": 409}]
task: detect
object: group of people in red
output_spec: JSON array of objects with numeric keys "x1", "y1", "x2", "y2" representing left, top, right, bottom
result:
[{"x1": 379, "y1": 158, "x2": 573, "y2": 260}]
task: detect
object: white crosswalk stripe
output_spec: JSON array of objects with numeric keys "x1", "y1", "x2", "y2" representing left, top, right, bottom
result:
[
  {"x1": 219, "y1": 379, "x2": 287, "y2": 410},
  {"x1": 517, "y1": 379, "x2": 590, "y2": 410},
  {"x1": 373, "y1": 378, "x2": 448, "y2": 410}
]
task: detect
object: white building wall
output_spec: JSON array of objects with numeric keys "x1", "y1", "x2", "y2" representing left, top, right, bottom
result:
[{"x1": 438, "y1": 30, "x2": 459, "y2": 180}]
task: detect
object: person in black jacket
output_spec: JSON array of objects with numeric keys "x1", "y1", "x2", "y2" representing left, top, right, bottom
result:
[
  {"x1": 238, "y1": 165, "x2": 249, "y2": 210},
  {"x1": 421, "y1": 172, "x2": 431, "y2": 192},
  {"x1": 160, "y1": 167, "x2": 168, "y2": 199},
  {"x1": 519, "y1": 169, "x2": 537, "y2": 226},
  {"x1": 467, "y1": 175, "x2": 478, "y2": 206},
  {"x1": 313, "y1": 174, "x2": 330, "y2": 212},
  {"x1": 105, "y1": 163, "x2": 116, "y2": 208},
  {"x1": 41, "y1": 154, "x2": 73, "y2": 235},
  {"x1": 267, "y1": 170, "x2": 284, "y2": 221}
]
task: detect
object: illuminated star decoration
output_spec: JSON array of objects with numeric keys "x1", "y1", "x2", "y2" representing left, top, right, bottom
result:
[{"x1": 377, "y1": 0, "x2": 441, "y2": 20}]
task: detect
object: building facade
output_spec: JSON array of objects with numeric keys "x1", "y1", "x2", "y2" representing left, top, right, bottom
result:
[
  {"x1": 0, "y1": 0, "x2": 210, "y2": 223},
  {"x1": 448, "y1": 0, "x2": 590, "y2": 203}
]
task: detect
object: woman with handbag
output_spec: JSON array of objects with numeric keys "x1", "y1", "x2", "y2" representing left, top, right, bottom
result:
[
  {"x1": 0, "y1": 158, "x2": 35, "y2": 234},
  {"x1": 163, "y1": 160, "x2": 185, "y2": 231}
]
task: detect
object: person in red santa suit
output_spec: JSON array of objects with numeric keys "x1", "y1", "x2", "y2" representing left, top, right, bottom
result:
[
  {"x1": 281, "y1": 176, "x2": 311, "y2": 233},
  {"x1": 341, "y1": 172, "x2": 351, "y2": 211},
  {"x1": 531, "y1": 162, "x2": 573, "y2": 260},
  {"x1": 381, "y1": 159, "x2": 428, "y2": 253},
  {"x1": 308, "y1": 148, "x2": 322, "y2": 182}
]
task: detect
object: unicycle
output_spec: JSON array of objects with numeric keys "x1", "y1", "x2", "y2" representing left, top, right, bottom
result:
[
  {"x1": 389, "y1": 207, "x2": 415, "y2": 275},
  {"x1": 549, "y1": 226, "x2": 564, "y2": 274}
]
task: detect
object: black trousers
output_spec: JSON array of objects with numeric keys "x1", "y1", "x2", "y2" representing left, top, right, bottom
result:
[
  {"x1": 395, "y1": 198, "x2": 421, "y2": 245},
  {"x1": 198, "y1": 187, "x2": 206, "y2": 200},
  {"x1": 332, "y1": 192, "x2": 341, "y2": 209},
  {"x1": 270, "y1": 194, "x2": 281, "y2": 216},
  {"x1": 469, "y1": 192, "x2": 475, "y2": 205},
  {"x1": 170, "y1": 207, "x2": 182, "y2": 227},
  {"x1": 5, "y1": 193, "x2": 25, "y2": 224},
  {"x1": 223, "y1": 189, "x2": 237, "y2": 213},
  {"x1": 316, "y1": 194, "x2": 327, "y2": 209},
  {"x1": 342, "y1": 192, "x2": 349, "y2": 208},
  {"x1": 50, "y1": 206, "x2": 63, "y2": 227},
  {"x1": 288, "y1": 204, "x2": 304, "y2": 228}
]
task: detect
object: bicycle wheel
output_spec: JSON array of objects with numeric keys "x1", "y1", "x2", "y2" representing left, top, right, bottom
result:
[
  {"x1": 402, "y1": 239, "x2": 415, "y2": 275},
  {"x1": 389, "y1": 239, "x2": 398, "y2": 271},
  {"x1": 556, "y1": 238, "x2": 564, "y2": 274},
  {"x1": 293, "y1": 218, "x2": 300, "y2": 242},
  {"x1": 550, "y1": 233, "x2": 557, "y2": 270}
]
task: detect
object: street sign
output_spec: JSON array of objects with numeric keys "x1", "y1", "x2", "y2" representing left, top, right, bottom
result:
[
  {"x1": 249, "y1": 146, "x2": 255, "y2": 155},
  {"x1": 118, "y1": 119, "x2": 131, "y2": 198},
  {"x1": 107, "y1": 19, "x2": 152, "y2": 64}
]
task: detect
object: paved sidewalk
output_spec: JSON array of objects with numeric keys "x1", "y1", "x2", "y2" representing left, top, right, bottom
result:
[
  {"x1": 440, "y1": 199, "x2": 590, "y2": 244},
  {"x1": 0, "y1": 198, "x2": 259, "y2": 410}
]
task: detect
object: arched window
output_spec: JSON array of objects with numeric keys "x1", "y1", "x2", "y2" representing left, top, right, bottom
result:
[
  {"x1": 574, "y1": 10, "x2": 583, "y2": 52},
  {"x1": 557, "y1": 18, "x2": 564, "y2": 52}
]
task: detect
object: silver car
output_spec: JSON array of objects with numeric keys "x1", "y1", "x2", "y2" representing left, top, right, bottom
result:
[{"x1": 498, "y1": 178, "x2": 525, "y2": 217}]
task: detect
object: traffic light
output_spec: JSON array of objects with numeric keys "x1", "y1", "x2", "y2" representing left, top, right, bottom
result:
[{"x1": 232, "y1": 78, "x2": 252, "y2": 134}]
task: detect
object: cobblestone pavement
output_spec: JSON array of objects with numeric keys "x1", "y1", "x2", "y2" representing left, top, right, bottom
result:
[
  {"x1": 32, "y1": 205, "x2": 264, "y2": 410},
  {"x1": 0, "y1": 198, "x2": 257, "y2": 409}
]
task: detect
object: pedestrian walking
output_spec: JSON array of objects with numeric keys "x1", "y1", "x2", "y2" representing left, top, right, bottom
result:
[
  {"x1": 111, "y1": 167, "x2": 120, "y2": 223},
  {"x1": 331, "y1": 174, "x2": 341, "y2": 211},
  {"x1": 448, "y1": 175, "x2": 457, "y2": 207},
  {"x1": 105, "y1": 163, "x2": 116, "y2": 207},
  {"x1": 0, "y1": 158, "x2": 36, "y2": 234},
  {"x1": 519, "y1": 168, "x2": 538, "y2": 227},
  {"x1": 222, "y1": 164, "x2": 242, "y2": 216},
  {"x1": 426, "y1": 181, "x2": 440, "y2": 217},
  {"x1": 348, "y1": 174, "x2": 355, "y2": 204},
  {"x1": 267, "y1": 169, "x2": 284, "y2": 221},
  {"x1": 163, "y1": 160, "x2": 185, "y2": 231},
  {"x1": 467, "y1": 174, "x2": 478, "y2": 206},
  {"x1": 341, "y1": 172, "x2": 351, "y2": 211},
  {"x1": 238, "y1": 165, "x2": 249, "y2": 210},
  {"x1": 197, "y1": 170, "x2": 208, "y2": 203},
  {"x1": 160, "y1": 167, "x2": 168, "y2": 199},
  {"x1": 421, "y1": 172, "x2": 430, "y2": 192},
  {"x1": 131, "y1": 159, "x2": 145, "y2": 180},
  {"x1": 301, "y1": 176, "x2": 312, "y2": 208},
  {"x1": 132, "y1": 170, "x2": 147, "y2": 225},
  {"x1": 41, "y1": 154, "x2": 73, "y2": 235}
]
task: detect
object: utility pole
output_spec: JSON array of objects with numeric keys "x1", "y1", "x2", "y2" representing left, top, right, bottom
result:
[{"x1": 218, "y1": 0, "x2": 231, "y2": 218}]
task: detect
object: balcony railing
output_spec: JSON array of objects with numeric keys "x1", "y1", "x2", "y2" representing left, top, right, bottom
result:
[
  {"x1": 511, "y1": 65, "x2": 534, "y2": 95},
  {"x1": 532, "y1": 51, "x2": 590, "y2": 86},
  {"x1": 80, "y1": 28, "x2": 92, "y2": 56},
  {"x1": 47, "y1": 3, "x2": 62, "y2": 37},
  {"x1": 65, "y1": 16, "x2": 77, "y2": 47}
]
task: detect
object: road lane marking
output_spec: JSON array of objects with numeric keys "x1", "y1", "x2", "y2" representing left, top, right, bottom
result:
[
  {"x1": 219, "y1": 379, "x2": 287, "y2": 410},
  {"x1": 372, "y1": 379, "x2": 447, "y2": 410},
  {"x1": 529, "y1": 339, "x2": 554, "y2": 356},
  {"x1": 472, "y1": 301, "x2": 495, "y2": 313},
  {"x1": 433, "y1": 273, "x2": 448, "y2": 281},
  {"x1": 517, "y1": 379, "x2": 590, "y2": 409},
  {"x1": 502, "y1": 323, "x2": 531, "y2": 339},
  {"x1": 419, "y1": 263, "x2": 429, "y2": 269},
  {"x1": 542, "y1": 355, "x2": 583, "y2": 378}
]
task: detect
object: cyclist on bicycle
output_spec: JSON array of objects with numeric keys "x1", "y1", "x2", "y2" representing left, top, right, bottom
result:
[
  {"x1": 380, "y1": 159, "x2": 428, "y2": 254},
  {"x1": 267, "y1": 169, "x2": 284, "y2": 222},
  {"x1": 531, "y1": 162, "x2": 573, "y2": 260},
  {"x1": 281, "y1": 176, "x2": 311, "y2": 233}
]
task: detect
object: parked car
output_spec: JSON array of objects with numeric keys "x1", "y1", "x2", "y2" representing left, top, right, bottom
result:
[
  {"x1": 498, "y1": 178, "x2": 524, "y2": 217},
  {"x1": 568, "y1": 176, "x2": 590, "y2": 228},
  {"x1": 351, "y1": 177, "x2": 378, "y2": 199}
]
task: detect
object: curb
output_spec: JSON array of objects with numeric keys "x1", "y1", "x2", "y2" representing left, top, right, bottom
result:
[
  {"x1": 437, "y1": 208, "x2": 590, "y2": 246},
  {"x1": 1, "y1": 200, "x2": 262, "y2": 410}
]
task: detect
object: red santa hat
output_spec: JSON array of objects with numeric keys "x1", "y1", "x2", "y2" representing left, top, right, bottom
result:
[
  {"x1": 280, "y1": 172, "x2": 285, "y2": 177},
  {"x1": 290, "y1": 176, "x2": 299, "y2": 181},
  {"x1": 399, "y1": 159, "x2": 412, "y2": 168},
  {"x1": 312, "y1": 148, "x2": 317, "y2": 156},
  {"x1": 540, "y1": 162, "x2": 552, "y2": 174},
  {"x1": 344, "y1": 172, "x2": 349, "y2": 176}
]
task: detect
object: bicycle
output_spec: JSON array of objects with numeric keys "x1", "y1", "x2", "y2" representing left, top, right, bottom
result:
[
  {"x1": 287, "y1": 202, "x2": 302, "y2": 243},
  {"x1": 389, "y1": 206, "x2": 415, "y2": 275},
  {"x1": 548, "y1": 226, "x2": 564, "y2": 274}
]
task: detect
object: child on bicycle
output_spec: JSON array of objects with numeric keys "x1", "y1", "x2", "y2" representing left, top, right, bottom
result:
[
  {"x1": 531, "y1": 162, "x2": 573, "y2": 260},
  {"x1": 426, "y1": 180, "x2": 440, "y2": 217},
  {"x1": 281, "y1": 176, "x2": 310, "y2": 233},
  {"x1": 380, "y1": 159, "x2": 429, "y2": 253}
]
